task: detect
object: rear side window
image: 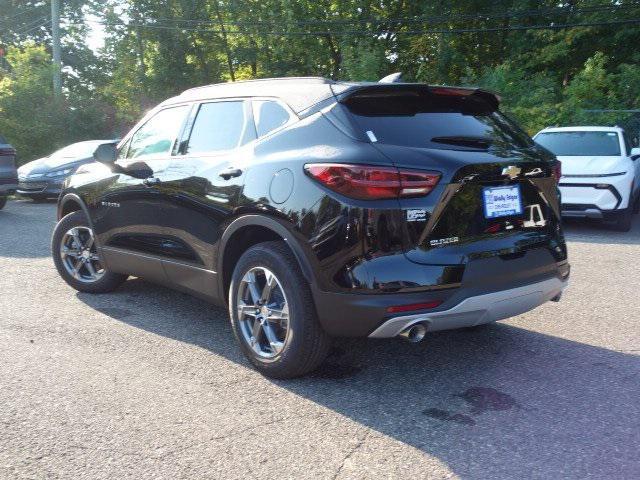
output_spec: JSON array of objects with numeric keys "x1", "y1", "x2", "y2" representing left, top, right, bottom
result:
[
  {"x1": 0, "y1": 135, "x2": 7, "y2": 144},
  {"x1": 535, "y1": 131, "x2": 621, "y2": 156},
  {"x1": 127, "y1": 106, "x2": 189, "y2": 159},
  {"x1": 253, "y1": 100, "x2": 291, "y2": 137},
  {"x1": 344, "y1": 92, "x2": 534, "y2": 151},
  {"x1": 185, "y1": 101, "x2": 247, "y2": 154}
]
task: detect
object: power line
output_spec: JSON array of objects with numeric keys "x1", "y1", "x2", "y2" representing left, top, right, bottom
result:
[
  {"x1": 5, "y1": 16, "x2": 48, "y2": 36},
  {"x1": 80, "y1": 17, "x2": 640, "y2": 36},
  {"x1": 0, "y1": 4, "x2": 44, "y2": 24},
  {"x1": 18, "y1": 20, "x2": 49, "y2": 37}
]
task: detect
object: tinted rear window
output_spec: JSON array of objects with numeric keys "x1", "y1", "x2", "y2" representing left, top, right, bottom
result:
[
  {"x1": 344, "y1": 93, "x2": 533, "y2": 151},
  {"x1": 535, "y1": 131, "x2": 621, "y2": 156}
]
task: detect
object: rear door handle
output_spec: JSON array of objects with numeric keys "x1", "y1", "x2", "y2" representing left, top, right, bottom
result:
[
  {"x1": 143, "y1": 177, "x2": 161, "y2": 186},
  {"x1": 219, "y1": 167, "x2": 243, "y2": 180}
]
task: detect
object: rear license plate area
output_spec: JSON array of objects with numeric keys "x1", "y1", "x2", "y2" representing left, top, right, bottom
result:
[{"x1": 482, "y1": 185, "x2": 523, "y2": 219}]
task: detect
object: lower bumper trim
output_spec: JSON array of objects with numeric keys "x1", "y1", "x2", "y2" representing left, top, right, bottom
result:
[{"x1": 368, "y1": 277, "x2": 567, "y2": 338}]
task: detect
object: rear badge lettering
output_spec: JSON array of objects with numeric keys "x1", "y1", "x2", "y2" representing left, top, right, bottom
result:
[
  {"x1": 101, "y1": 201, "x2": 120, "y2": 208},
  {"x1": 430, "y1": 236, "x2": 459, "y2": 247},
  {"x1": 406, "y1": 209, "x2": 427, "y2": 222}
]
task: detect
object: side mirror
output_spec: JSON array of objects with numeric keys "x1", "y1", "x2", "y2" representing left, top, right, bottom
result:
[
  {"x1": 631, "y1": 147, "x2": 640, "y2": 161},
  {"x1": 94, "y1": 143, "x2": 118, "y2": 164},
  {"x1": 123, "y1": 161, "x2": 154, "y2": 179}
]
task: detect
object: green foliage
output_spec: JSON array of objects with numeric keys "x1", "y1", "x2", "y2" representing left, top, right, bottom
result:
[
  {"x1": 0, "y1": 45, "x2": 115, "y2": 165},
  {"x1": 1, "y1": 0, "x2": 640, "y2": 157}
]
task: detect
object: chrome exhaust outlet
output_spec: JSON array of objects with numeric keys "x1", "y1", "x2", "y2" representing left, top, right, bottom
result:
[{"x1": 398, "y1": 323, "x2": 427, "y2": 343}]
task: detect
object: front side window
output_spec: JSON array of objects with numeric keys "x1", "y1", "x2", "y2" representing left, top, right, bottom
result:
[
  {"x1": 253, "y1": 100, "x2": 292, "y2": 138},
  {"x1": 185, "y1": 101, "x2": 247, "y2": 154},
  {"x1": 535, "y1": 131, "x2": 621, "y2": 156},
  {"x1": 127, "y1": 106, "x2": 189, "y2": 159}
]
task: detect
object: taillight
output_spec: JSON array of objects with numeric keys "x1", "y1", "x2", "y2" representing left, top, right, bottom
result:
[
  {"x1": 304, "y1": 163, "x2": 440, "y2": 200},
  {"x1": 552, "y1": 161, "x2": 562, "y2": 184}
]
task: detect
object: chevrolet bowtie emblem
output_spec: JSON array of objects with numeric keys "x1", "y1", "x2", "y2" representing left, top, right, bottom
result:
[{"x1": 501, "y1": 165, "x2": 521, "y2": 179}]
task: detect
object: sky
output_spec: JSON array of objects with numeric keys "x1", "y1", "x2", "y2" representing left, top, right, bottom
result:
[{"x1": 85, "y1": 14, "x2": 106, "y2": 52}]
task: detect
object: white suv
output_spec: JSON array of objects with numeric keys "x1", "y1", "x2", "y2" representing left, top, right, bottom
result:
[{"x1": 533, "y1": 126, "x2": 640, "y2": 231}]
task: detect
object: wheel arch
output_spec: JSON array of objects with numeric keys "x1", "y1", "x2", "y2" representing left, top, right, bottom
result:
[
  {"x1": 58, "y1": 193, "x2": 97, "y2": 233},
  {"x1": 218, "y1": 215, "x2": 315, "y2": 302}
]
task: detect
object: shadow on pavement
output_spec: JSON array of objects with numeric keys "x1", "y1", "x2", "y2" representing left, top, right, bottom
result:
[{"x1": 77, "y1": 279, "x2": 640, "y2": 478}]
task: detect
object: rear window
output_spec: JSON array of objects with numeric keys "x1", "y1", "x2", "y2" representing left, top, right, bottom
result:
[
  {"x1": 0, "y1": 135, "x2": 7, "y2": 144},
  {"x1": 535, "y1": 131, "x2": 621, "y2": 156},
  {"x1": 344, "y1": 92, "x2": 533, "y2": 151}
]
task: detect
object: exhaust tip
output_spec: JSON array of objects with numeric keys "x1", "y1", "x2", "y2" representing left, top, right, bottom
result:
[{"x1": 399, "y1": 323, "x2": 428, "y2": 343}]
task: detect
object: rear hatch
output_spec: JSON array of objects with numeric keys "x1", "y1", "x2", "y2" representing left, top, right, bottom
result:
[
  {"x1": 0, "y1": 135, "x2": 17, "y2": 182},
  {"x1": 338, "y1": 85, "x2": 565, "y2": 266}
]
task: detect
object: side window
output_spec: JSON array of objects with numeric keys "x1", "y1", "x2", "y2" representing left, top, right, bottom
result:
[
  {"x1": 253, "y1": 100, "x2": 292, "y2": 138},
  {"x1": 127, "y1": 106, "x2": 189, "y2": 159},
  {"x1": 185, "y1": 101, "x2": 246, "y2": 154}
]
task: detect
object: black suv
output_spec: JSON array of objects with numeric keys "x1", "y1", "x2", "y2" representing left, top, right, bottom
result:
[{"x1": 52, "y1": 77, "x2": 569, "y2": 378}]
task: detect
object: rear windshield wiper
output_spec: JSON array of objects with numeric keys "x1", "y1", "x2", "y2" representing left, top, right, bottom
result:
[{"x1": 431, "y1": 136, "x2": 493, "y2": 149}]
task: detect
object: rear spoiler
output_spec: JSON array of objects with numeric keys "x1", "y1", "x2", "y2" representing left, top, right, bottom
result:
[{"x1": 333, "y1": 84, "x2": 501, "y2": 110}]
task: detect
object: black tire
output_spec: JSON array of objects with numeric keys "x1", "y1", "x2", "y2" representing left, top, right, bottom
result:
[
  {"x1": 633, "y1": 194, "x2": 640, "y2": 215},
  {"x1": 229, "y1": 241, "x2": 331, "y2": 379},
  {"x1": 52, "y1": 211, "x2": 128, "y2": 293},
  {"x1": 613, "y1": 208, "x2": 632, "y2": 232},
  {"x1": 0, "y1": 195, "x2": 7, "y2": 210}
]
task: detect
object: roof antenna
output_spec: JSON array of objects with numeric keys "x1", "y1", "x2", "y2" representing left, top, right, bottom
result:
[{"x1": 379, "y1": 72, "x2": 403, "y2": 83}]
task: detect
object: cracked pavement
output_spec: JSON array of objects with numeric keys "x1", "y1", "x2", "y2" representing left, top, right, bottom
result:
[{"x1": 1, "y1": 200, "x2": 639, "y2": 479}]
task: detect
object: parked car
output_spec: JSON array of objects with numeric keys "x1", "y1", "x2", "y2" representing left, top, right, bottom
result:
[
  {"x1": 0, "y1": 134, "x2": 18, "y2": 210},
  {"x1": 51, "y1": 77, "x2": 569, "y2": 378},
  {"x1": 17, "y1": 140, "x2": 118, "y2": 201},
  {"x1": 534, "y1": 126, "x2": 640, "y2": 231}
]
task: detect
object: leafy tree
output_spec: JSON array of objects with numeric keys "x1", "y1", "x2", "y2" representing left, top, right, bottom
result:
[{"x1": 0, "y1": 44, "x2": 115, "y2": 165}]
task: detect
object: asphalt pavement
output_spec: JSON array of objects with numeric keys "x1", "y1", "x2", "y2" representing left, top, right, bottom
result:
[{"x1": 1, "y1": 199, "x2": 639, "y2": 479}]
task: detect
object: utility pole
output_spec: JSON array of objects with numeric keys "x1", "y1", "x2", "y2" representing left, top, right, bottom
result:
[{"x1": 51, "y1": 0, "x2": 62, "y2": 96}]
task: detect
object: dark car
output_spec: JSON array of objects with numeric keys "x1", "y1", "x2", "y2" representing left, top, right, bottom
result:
[
  {"x1": 51, "y1": 77, "x2": 569, "y2": 378},
  {"x1": 17, "y1": 140, "x2": 117, "y2": 201},
  {"x1": 0, "y1": 134, "x2": 18, "y2": 210}
]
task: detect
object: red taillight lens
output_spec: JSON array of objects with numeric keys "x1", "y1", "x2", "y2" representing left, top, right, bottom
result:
[
  {"x1": 386, "y1": 300, "x2": 443, "y2": 314},
  {"x1": 304, "y1": 163, "x2": 440, "y2": 200},
  {"x1": 552, "y1": 161, "x2": 562, "y2": 184}
]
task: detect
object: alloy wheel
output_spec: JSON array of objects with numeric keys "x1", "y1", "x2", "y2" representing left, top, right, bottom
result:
[
  {"x1": 236, "y1": 267, "x2": 290, "y2": 359},
  {"x1": 59, "y1": 226, "x2": 105, "y2": 283}
]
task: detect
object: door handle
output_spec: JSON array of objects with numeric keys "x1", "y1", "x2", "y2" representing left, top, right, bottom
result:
[
  {"x1": 219, "y1": 167, "x2": 243, "y2": 180},
  {"x1": 143, "y1": 177, "x2": 161, "y2": 186}
]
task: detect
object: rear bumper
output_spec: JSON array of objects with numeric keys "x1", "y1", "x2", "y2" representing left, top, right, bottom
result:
[
  {"x1": 312, "y1": 256, "x2": 570, "y2": 337},
  {"x1": 369, "y1": 277, "x2": 567, "y2": 338}
]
